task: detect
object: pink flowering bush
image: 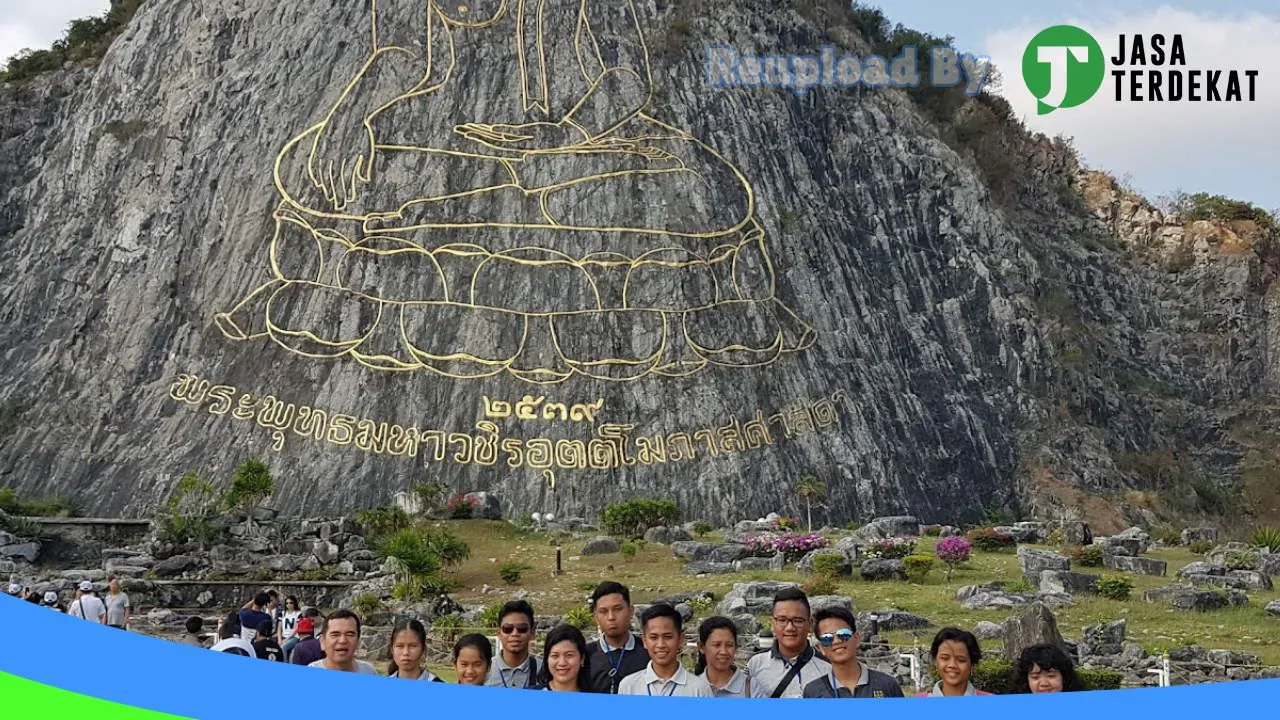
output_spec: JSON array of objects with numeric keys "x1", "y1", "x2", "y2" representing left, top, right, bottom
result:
[
  {"x1": 863, "y1": 536, "x2": 917, "y2": 559},
  {"x1": 742, "y1": 532, "x2": 828, "y2": 560},
  {"x1": 445, "y1": 494, "x2": 480, "y2": 519},
  {"x1": 935, "y1": 536, "x2": 973, "y2": 581}
]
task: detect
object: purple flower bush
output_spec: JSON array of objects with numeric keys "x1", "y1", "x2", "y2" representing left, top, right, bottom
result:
[{"x1": 935, "y1": 536, "x2": 973, "y2": 581}]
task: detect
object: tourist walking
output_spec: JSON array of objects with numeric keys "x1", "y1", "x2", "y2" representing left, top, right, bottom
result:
[
  {"x1": 104, "y1": 578, "x2": 131, "y2": 630},
  {"x1": 66, "y1": 581, "x2": 107, "y2": 625}
]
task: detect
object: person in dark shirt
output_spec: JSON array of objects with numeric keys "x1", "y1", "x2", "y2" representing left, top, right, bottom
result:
[
  {"x1": 801, "y1": 607, "x2": 904, "y2": 698},
  {"x1": 238, "y1": 592, "x2": 273, "y2": 642},
  {"x1": 253, "y1": 619, "x2": 285, "y2": 661},
  {"x1": 289, "y1": 617, "x2": 325, "y2": 667},
  {"x1": 583, "y1": 581, "x2": 649, "y2": 693}
]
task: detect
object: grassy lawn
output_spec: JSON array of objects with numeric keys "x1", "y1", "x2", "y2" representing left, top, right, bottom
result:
[{"x1": 429, "y1": 521, "x2": 1280, "y2": 667}]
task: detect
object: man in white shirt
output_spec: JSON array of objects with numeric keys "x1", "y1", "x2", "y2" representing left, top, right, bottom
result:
[
  {"x1": 67, "y1": 581, "x2": 107, "y2": 624},
  {"x1": 617, "y1": 604, "x2": 713, "y2": 697},
  {"x1": 308, "y1": 609, "x2": 378, "y2": 674}
]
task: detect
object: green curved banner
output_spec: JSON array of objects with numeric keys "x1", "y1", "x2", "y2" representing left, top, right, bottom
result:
[{"x1": 0, "y1": 671, "x2": 191, "y2": 718}]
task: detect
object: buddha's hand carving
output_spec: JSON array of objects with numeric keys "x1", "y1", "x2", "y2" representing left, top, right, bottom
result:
[
  {"x1": 455, "y1": 121, "x2": 591, "y2": 154},
  {"x1": 308, "y1": 113, "x2": 378, "y2": 211}
]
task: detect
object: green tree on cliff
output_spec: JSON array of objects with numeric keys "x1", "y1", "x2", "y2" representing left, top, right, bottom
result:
[
  {"x1": 227, "y1": 459, "x2": 274, "y2": 535},
  {"x1": 795, "y1": 475, "x2": 826, "y2": 532}
]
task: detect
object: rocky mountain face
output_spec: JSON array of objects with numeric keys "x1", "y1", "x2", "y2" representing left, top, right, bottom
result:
[{"x1": 0, "y1": 0, "x2": 1275, "y2": 528}]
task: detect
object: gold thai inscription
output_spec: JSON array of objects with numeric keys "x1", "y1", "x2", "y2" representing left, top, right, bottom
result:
[{"x1": 167, "y1": 373, "x2": 850, "y2": 469}]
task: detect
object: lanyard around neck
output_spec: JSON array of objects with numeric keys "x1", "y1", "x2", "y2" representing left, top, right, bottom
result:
[
  {"x1": 648, "y1": 680, "x2": 678, "y2": 696},
  {"x1": 602, "y1": 637, "x2": 628, "y2": 676},
  {"x1": 500, "y1": 660, "x2": 533, "y2": 689}
]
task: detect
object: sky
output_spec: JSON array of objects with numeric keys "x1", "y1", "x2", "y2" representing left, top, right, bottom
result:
[{"x1": 1, "y1": 0, "x2": 1276, "y2": 212}]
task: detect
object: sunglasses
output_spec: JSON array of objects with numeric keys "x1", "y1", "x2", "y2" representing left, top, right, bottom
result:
[
  {"x1": 818, "y1": 628, "x2": 855, "y2": 647},
  {"x1": 501, "y1": 623, "x2": 531, "y2": 634}
]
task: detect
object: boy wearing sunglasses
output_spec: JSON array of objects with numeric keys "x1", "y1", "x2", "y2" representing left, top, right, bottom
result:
[
  {"x1": 802, "y1": 607, "x2": 904, "y2": 698},
  {"x1": 486, "y1": 600, "x2": 542, "y2": 688}
]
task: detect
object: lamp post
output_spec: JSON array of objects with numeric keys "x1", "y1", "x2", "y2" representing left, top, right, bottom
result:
[{"x1": 547, "y1": 513, "x2": 562, "y2": 576}]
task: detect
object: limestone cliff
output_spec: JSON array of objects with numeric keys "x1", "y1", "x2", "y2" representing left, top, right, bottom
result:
[{"x1": 0, "y1": 0, "x2": 1275, "y2": 529}]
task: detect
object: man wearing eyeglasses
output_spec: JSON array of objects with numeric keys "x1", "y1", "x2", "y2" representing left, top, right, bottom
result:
[
  {"x1": 486, "y1": 600, "x2": 542, "y2": 688},
  {"x1": 802, "y1": 607, "x2": 904, "y2": 698},
  {"x1": 746, "y1": 588, "x2": 831, "y2": 698}
]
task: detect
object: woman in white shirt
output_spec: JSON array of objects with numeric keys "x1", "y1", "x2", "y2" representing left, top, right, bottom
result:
[
  {"x1": 695, "y1": 616, "x2": 750, "y2": 698},
  {"x1": 278, "y1": 596, "x2": 303, "y2": 661}
]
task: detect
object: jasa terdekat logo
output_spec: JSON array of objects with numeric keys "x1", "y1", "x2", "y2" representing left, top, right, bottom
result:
[{"x1": 1023, "y1": 24, "x2": 1260, "y2": 114}]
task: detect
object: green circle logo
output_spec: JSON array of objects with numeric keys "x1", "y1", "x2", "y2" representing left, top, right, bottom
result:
[{"x1": 1022, "y1": 25, "x2": 1106, "y2": 115}]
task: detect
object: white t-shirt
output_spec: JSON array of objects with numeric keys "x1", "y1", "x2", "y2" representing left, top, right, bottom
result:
[
  {"x1": 210, "y1": 637, "x2": 256, "y2": 656},
  {"x1": 309, "y1": 659, "x2": 380, "y2": 675},
  {"x1": 279, "y1": 610, "x2": 302, "y2": 641},
  {"x1": 67, "y1": 595, "x2": 106, "y2": 623}
]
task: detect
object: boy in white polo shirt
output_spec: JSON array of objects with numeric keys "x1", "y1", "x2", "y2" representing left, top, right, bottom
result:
[{"x1": 617, "y1": 604, "x2": 713, "y2": 697}]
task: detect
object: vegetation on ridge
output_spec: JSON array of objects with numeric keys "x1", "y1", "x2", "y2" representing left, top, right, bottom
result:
[{"x1": 0, "y1": 0, "x2": 145, "y2": 85}]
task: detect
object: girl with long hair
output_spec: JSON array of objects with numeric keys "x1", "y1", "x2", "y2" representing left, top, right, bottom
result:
[
  {"x1": 387, "y1": 619, "x2": 443, "y2": 681},
  {"x1": 453, "y1": 633, "x2": 494, "y2": 686}
]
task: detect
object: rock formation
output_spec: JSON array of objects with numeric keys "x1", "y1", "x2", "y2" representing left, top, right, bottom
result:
[{"x1": 0, "y1": 0, "x2": 1276, "y2": 527}]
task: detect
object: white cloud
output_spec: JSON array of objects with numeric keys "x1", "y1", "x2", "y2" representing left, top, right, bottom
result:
[
  {"x1": 985, "y1": 7, "x2": 1280, "y2": 208},
  {"x1": 0, "y1": 1, "x2": 111, "y2": 64}
]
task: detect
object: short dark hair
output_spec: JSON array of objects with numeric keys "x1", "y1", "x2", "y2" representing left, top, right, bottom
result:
[
  {"x1": 640, "y1": 603, "x2": 683, "y2": 633},
  {"x1": 256, "y1": 618, "x2": 274, "y2": 637},
  {"x1": 218, "y1": 612, "x2": 241, "y2": 640},
  {"x1": 453, "y1": 633, "x2": 495, "y2": 665},
  {"x1": 267, "y1": 590, "x2": 279, "y2": 599},
  {"x1": 930, "y1": 627, "x2": 982, "y2": 665},
  {"x1": 812, "y1": 607, "x2": 856, "y2": 637},
  {"x1": 303, "y1": 607, "x2": 322, "y2": 619},
  {"x1": 772, "y1": 587, "x2": 810, "y2": 614},
  {"x1": 324, "y1": 608, "x2": 362, "y2": 637},
  {"x1": 253, "y1": 591, "x2": 271, "y2": 607},
  {"x1": 694, "y1": 616, "x2": 739, "y2": 675},
  {"x1": 185, "y1": 616, "x2": 203, "y2": 634},
  {"x1": 1011, "y1": 643, "x2": 1083, "y2": 693},
  {"x1": 590, "y1": 581, "x2": 631, "y2": 608},
  {"x1": 499, "y1": 599, "x2": 535, "y2": 626}
]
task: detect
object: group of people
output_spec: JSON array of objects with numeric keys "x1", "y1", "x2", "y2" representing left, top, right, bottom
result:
[
  {"x1": 191, "y1": 582, "x2": 1084, "y2": 697},
  {"x1": 8, "y1": 578, "x2": 133, "y2": 629}
]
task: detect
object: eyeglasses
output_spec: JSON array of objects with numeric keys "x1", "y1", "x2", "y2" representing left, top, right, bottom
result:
[
  {"x1": 501, "y1": 623, "x2": 531, "y2": 634},
  {"x1": 818, "y1": 629, "x2": 855, "y2": 647},
  {"x1": 771, "y1": 616, "x2": 810, "y2": 628}
]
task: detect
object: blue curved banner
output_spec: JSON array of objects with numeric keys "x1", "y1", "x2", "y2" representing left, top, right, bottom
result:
[{"x1": 0, "y1": 596, "x2": 1274, "y2": 718}]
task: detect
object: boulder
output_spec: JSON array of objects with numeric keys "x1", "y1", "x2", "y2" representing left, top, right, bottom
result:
[
  {"x1": 1176, "y1": 562, "x2": 1225, "y2": 578},
  {"x1": 1014, "y1": 521, "x2": 1048, "y2": 543},
  {"x1": 263, "y1": 555, "x2": 297, "y2": 573},
  {"x1": 1062, "y1": 521, "x2": 1092, "y2": 546},
  {"x1": 1265, "y1": 600, "x2": 1280, "y2": 617},
  {"x1": 673, "y1": 603, "x2": 694, "y2": 622},
  {"x1": 860, "y1": 558, "x2": 906, "y2": 581},
  {"x1": 1002, "y1": 602, "x2": 1065, "y2": 661},
  {"x1": 462, "y1": 492, "x2": 502, "y2": 519},
  {"x1": 652, "y1": 591, "x2": 715, "y2": 607},
  {"x1": 1181, "y1": 527, "x2": 1217, "y2": 546},
  {"x1": 1102, "y1": 555, "x2": 1166, "y2": 576},
  {"x1": 709, "y1": 543, "x2": 754, "y2": 563},
  {"x1": 683, "y1": 561, "x2": 735, "y2": 575},
  {"x1": 581, "y1": 537, "x2": 619, "y2": 556},
  {"x1": 1182, "y1": 573, "x2": 1252, "y2": 591},
  {"x1": 732, "y1": 557, "x2": 775, "y2": 572},
  {"x1": 671, "y1": 541, "x2": 715, "y2": 561},
  {"x1": 809, "y1": 595, "x2": 854, "y2": 614},
  {"x1": 731, "y1": 613, "x2": 760, "y2": 635},
  {"x1": 1225, "y1": 570, "x2": 1273, "y2": 590},
  {"x1": 852, "y1": 516, "x2": 920, "y2": 541},
  {"x1": 1206, "y1": 542, "x2": 1255, "y2": 566},
  {"x1": 0, "y1": 542, "x2": 40, "y2": 563},
  {"x1": 153, "y1": 554, "x2": 199, "y2": 577},
  {"x1": 1018, "y1": 548, "x2": 1070, "y2": 584},
  {"x1": 1038, "y1": 570, "x2": 1098, "y2": 595},
  {"x1": 196, "y1": 591, "x2": 216, "y2": 607},
  {"x1": 1112, "y1": 527, "x2": 1152, "y2": 553},
  {"x1": 310, "y1": 539, "x2": 340, "y2": 565},
  {"x1": 974, "y1": 621, "x2": 1003, "y2": 640},
  {"x1": 716, "y1": 581, "x2": 800, "y2": 616},
  {"x1": 1144, "y1": 586, "x2": 1249, "y2": 611},
  {"x1": 1256, "y1": 553, "x2": 1280, "y2": 577},
  {"x1": 1080, "y1": 620, "x2": 1126, "y2": 657},
  {"x1": 104, "y1": 564, "x2": 149, "y2": 577},
  {"x1": 857, "y1": 610, "x2": 930, "y2": 632},
  {"x1": 1100, "y1": 537, "x2": 1142, "y2": 556}
]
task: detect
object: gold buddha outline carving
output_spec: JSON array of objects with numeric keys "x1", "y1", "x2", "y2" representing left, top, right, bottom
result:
[{"x1": 214, "y1": 0, "x2": 815, "y2": 384}]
